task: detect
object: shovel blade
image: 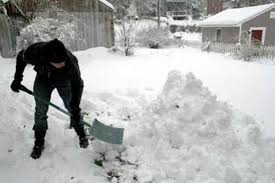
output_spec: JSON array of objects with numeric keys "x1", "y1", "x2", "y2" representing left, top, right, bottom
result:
[{"x1": 89, "y1": 119, "x2": 124, "y2": 145}]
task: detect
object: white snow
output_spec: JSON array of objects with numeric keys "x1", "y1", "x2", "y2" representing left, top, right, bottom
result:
[
  {"x1": 172, "y1": 32, "x2": 202, "y2": 41},
  {"x1": 1, "y1": 47, "x2": 275, "y2": 183},
  {"x1": 200, "y1": 3, "x2": 275, "y2": 27},
  {"x1": 169, "y1": 19, "x2": 201, "y2": 27}
]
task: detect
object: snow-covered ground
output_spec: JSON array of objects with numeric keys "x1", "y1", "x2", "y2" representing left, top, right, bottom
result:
[
  {"x1": 171, "y1": 32, "x2": 201, "y2": 42},
  {"x1": 168, "y1": 19, "x2": 201, "y2": 27},
  {"x1": 1, "y1": 47, "x2": 275, "y2": 183}
]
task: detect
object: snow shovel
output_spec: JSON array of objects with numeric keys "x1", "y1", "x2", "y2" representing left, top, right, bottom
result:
[{"x1": 19, "y1": 85, "x2": 124, "y2": 145}]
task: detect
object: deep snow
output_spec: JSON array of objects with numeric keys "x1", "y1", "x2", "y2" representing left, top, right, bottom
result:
[{"x1": 0, "y1": 47, "x2": 275, "y2": 183}]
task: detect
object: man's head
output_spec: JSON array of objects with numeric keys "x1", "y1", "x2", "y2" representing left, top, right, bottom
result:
[{"x1": 45, "y1": 39, "x2": 67, "y2": 69}]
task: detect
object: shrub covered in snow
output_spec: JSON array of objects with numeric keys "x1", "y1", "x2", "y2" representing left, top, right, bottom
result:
[
  {"x1": 114, "y1": 19, "x2": 184, "y2": 53},
  {"x1": 16, "y1": 6, "x2": 87, "y2": 52},
  {"x1": 136, "y1": 26, "x2": 184, "y2": 49}
]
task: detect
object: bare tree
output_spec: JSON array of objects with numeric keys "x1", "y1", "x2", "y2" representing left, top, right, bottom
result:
[
  {"x1": 116, "y1": 18, "x2": 137, "y2": 55},
  {"x1": 107, "y1": 0, "x2": 132, "y2": 19},
  {"x1": 109, "y1": 0, "x2": 137, "y2": 55},
  {"x1": 135, "y1": 0, "x2": 156, "y2": 16}
]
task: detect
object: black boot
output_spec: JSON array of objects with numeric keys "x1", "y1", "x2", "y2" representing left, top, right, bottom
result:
[
  {"x1": 79, "y1": 136, "x2": 89, "y2": 148},
  {"x1": 30, "y1": 144, "x2": 44, "y2": 159},
  {"x1": 74, "y1": 127, "x2": 89, "y2": 148},
  {"x1": 30, "y1": 130, "x2": 46, "y2": 159}
]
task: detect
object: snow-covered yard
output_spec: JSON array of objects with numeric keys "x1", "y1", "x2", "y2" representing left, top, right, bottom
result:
[
  {"x1": 78, "y1": 47, "x2": 275, "y2": 138},
  {"x1": 1, "y1": 47, "x2": 275, "y2": 183}
]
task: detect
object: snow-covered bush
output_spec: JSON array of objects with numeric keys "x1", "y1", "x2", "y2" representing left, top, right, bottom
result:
[
  {"x1": 16, "y1": 6, "x2": 87, "y2": 52},
  {"x1": 236, "y1": 45, "x2": 275, "y2": 62},
  {"x1": 114, "y1": 19, "x2": 184, "y2": 53},
  {"x1": 136, "y1": 26, "x2": 183, "y2": 48},
  {"x1": 236, "y1": 46, "x2": 259, "y2": 61}
]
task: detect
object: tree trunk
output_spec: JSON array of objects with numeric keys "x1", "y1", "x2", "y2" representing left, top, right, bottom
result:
[{"x1": 157, "y1": 0, "x2": 160, "y2": 28}]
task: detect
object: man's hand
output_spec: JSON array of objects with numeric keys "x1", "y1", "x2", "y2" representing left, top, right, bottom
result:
[{"x1": 10, "y1": 80, "x2": 21, "y2": 92}]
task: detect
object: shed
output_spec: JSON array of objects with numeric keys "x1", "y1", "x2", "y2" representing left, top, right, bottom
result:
[
  {"x1": 0, "y1": 0, "x2": 115, "y2": 58},
  {"x1": 199, "y1": 3, "x2": 275, "y2": 46}
]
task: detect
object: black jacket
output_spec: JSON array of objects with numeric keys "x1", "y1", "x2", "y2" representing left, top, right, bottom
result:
[
  {"x1": 15, "y1": 42, "x2": 82, "y2": 82},
  {"x1": 14, "y1": 42, "x2": 84, "y2": 110}
]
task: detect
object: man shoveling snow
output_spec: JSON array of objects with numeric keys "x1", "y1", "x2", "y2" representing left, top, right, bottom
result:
[{"x1": 10, "y1": 39, "x2": 89, "y2": 159}]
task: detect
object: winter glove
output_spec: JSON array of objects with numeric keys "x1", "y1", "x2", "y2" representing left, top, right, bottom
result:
[{"x1": 10, "y1": 80, "x2": 21, "y2": 92}]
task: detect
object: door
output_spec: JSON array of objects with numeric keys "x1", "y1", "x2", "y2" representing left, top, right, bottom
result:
[
  {"x1": 251, "y1": 30, "x2": 263, "y2": 45},
  {"x1": 216, "y1": 29, "x2": 221, "y2": 42}
]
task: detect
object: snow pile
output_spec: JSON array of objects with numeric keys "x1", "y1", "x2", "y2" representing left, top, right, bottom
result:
[{"x1": 96, "y1": 71, "x2": 274, "y2": 183}]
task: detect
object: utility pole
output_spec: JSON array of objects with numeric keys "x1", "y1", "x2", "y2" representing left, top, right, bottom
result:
[{"x1": 157, "y1": 0, "x2": 161, "y2": 28}]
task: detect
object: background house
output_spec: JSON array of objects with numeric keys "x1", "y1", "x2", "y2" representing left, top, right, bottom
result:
[
  {"x1": 0, "y1": 0, "x2": 115, "y2": 58},
  {"x1": 163, "y1": 0, "x2": 201, "y2": 33},
  {"x1": 164, "y1": 0, "x2": 191, "y2": 20},
  {"x1": 199, "y1": 3, "x2": 275, "y2": 46},
  {"x1": 163, "y1": 0, "x2": 202, "y2": 20}
]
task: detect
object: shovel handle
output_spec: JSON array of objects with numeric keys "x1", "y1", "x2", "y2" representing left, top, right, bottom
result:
[
  {"x1": 20, "y1": 85, "x2": 33, "y2": 95},
  {"x1": 19, "y1": 85, "x2": 71, "y2": 116},
  {"x1": 19, "y1": 85, "x2": 93, "y2": 128},
  {"x1": 19, "y1": 85, "x2": 123, "y2": 144}
]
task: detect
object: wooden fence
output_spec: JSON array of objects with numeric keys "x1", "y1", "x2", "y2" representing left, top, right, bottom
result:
[{"x1": 207, "y1": 42, "x2": 275, "y2": 61}]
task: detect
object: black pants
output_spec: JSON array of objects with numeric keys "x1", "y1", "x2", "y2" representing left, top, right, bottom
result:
[{"x1": 32, "y1": 76, "x2": 84, "y2": 133}]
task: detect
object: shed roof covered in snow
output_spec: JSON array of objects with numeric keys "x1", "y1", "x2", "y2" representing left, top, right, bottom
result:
[
  {"x1": 200, "y1": 3, "x2": 275, "y2": 27},
  {"x1": 99, "y1": 0, "x2": 115, "y2": 10}
]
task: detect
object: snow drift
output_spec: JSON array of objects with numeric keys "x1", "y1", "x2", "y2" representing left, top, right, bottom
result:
[{"x1": 94, "y1": 71, "x2": 274, "y2": 183}]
